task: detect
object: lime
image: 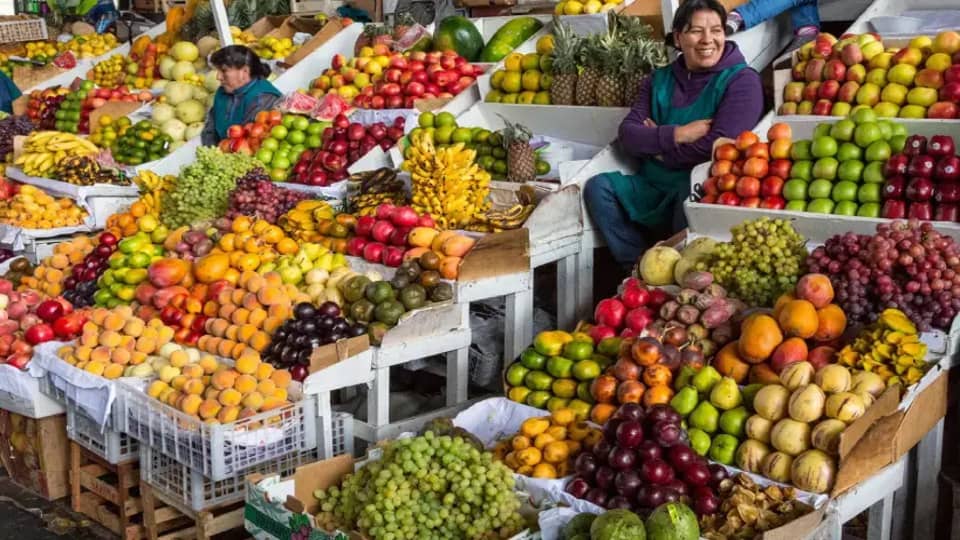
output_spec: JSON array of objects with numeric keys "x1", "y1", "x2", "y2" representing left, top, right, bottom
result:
[
  {"x1": 473, "y1": 128, "x2": 490, "y2": 143},
  {"x1": 127, "y1": 252, "x2": 151, "y2": 269},
  {"x1": 526, "y1": 390, "x2": 552, "y2": 409},
  {"x1": 524, "y1": 370, "x2": 554, "y2": 391},
  {"x1": 306, "y1": 122, "x2": 326, "y2": 135},
  {"x1": 485, "y1": 90, "x2": 503, "y2": 103},
  {"x1": 521, "y1": 53, "x2": 541, "y2": 71},
  {"x1": 492, "y1": 147, "x2": 506, "y2": 159},
  {"x1": 292, "y1": 116, "x2": 310, "y2": 131},
  {"x1": 520, "y1": 348, "x2": 547, "y2": 370},
  {"x1": 452, "y1": 127, "x2": 473, "y2": 143},
  {"x1": 568, "y1": 399, "x2": 592, "y2": 419},
  {"x1": 270, "y1": 125, "x2": 288, "y2": 139},
  {"x1": 505, "y1": 363, "x2": 530, "y2": 386},
  {"x1": 478, "y1": 156, "x2": 496, "y2": 170},
  {"x1": 493, "y1": 160, "x2": 507, "y2": 175},
  {"x1": 435, "y1": 112, "x2": 456, "y2": 127},
  {"x1": 418, "y1": 112, "x2": 435, "y2": 128},
  {"x1": 490, "y1": 69, "x2": 506, "y2": 89},
  {"x1": 500, "y1": 93, "x2": 518, "y2": 104},
  {"x1": 546, "y1": 356, "x2": 574, "y2": 378},
  {"x1": 536, "y1": 160, "x2": 550, "y2": 175},
  {"x1": 577, "y1": 382, "x2": 594, "y2": 403},
  {"x1": 434, "y1": 126, "x2": 455, "y2": 144},
  {"x1": 563, "y1": 340, "x2": 594, "y2": 360},
  {"x1": 286, "y1": 130, "x2": 306, "y2": 144},
  {"x1": 571, "y1": 359, "x2": 601, "y2": 381},
  {"x1": 546, "y1": 397, "x2": 570, "y2": 412},
  {"x1": 281, "y1": 115, "x2": 297, "y2": 129}
]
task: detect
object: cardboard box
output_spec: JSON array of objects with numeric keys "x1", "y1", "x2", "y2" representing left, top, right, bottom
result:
[
  {"x1": 246, "y1": 16, "x2": 290, "y2": 38},
  {"x1": 0, "y1": 411, "x2": 69, "y2": 500},
  {"x1": 618, "y1": 0, "x2": 748, "y2": 39},
  {"x1": 347, "y1": 0, "x2": 383, "y2": 22},
  {"x1": 282, "y1": 18, "x2": 352, "y2": 67}
]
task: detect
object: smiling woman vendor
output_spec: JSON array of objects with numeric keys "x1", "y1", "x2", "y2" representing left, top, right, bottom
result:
[
  {"x1": 584, "y1": 0, "x2": 764, "y2": 269},
  {"x1": 201, "y1": 45, "x2": 282, "y2": 146}
]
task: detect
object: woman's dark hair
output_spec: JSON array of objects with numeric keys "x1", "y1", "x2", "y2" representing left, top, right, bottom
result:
[
  {"x1": 666, "y1": 0, "x2": 727, "y2": 48},
  {"x1": 210, "y1": 45, "x2": 271, "y2": 79}
]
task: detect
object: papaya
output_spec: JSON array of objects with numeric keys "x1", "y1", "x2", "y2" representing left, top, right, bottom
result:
[{"x1": 479, "y1": 17, "x2": 544, "y2": 62}]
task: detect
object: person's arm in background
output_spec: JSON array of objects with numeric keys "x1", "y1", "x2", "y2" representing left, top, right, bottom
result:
[
  {"x1": 242, "y1": 92, "x2": 282, "y2": 124},
  {"x1": 201, "y1": 107, "x2": 219, "y2": 146},
  {"x1": 660, "y1": 68, "x2": 764, "y2": 169}
]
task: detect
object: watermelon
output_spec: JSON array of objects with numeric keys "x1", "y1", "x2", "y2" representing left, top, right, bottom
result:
[
  {"x1": 479, "y1": 17, "x2": 544, "y2": 62},
  {"x1": 433, "y1": 16, "x2": 484, "y2": 61}
]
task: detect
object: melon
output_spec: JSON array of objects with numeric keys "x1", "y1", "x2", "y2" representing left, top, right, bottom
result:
[
  {"x1": 197, "y1": 36, "x2": 220, "y2": 59},
  {"x1": 175, "y1": 99, "x2": 206, "y2": 124},
  {"x1": 158, "y1": 56, "x2": 177, "y2": 80},
  {"x1": 152, "y1": 102, "x2": 176, "y2": 124},
  {"x1": 185, "y1": 122, "x2": 204, "y2": 140},
  {"x1": 432, "y1": 16, "x2": 483, "y2": 61},
  {"x1": 171, "y1": 60, "x2": 196, "y2": 82},
  {"x1": 171, "y1": 41, "x2": 200, "y2": 62}
]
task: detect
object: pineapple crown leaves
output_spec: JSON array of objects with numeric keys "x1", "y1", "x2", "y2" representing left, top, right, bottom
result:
[
  {"x1": 496, "y1": 114, "x2": 532, "y2": 149},
  {"x1": 362, "y1": 23, "x2": 392, "y2": 37},
  {"x1": 549, "y1": 16, "x2": 581, "y2": 74}
]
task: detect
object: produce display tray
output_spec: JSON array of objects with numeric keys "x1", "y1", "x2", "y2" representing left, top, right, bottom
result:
[
  {"x1": 116, "y1": 378, "x2": 318, "y2": 481},
  {"x1": 33, "y1": 342, "x2": 121, "y2": 428},
  {"x1": 5, "y1": 166, "x2": 140, "y2": 199},
  {"x1": 66, "y1": 406, "x2": 138, "y2": 465},
  {"x1": 0, "y1": 364, "x2": 64, "y2": 419}
]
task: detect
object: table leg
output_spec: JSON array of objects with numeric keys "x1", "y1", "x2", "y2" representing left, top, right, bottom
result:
[
  {"x1": 368, "y1": 365, "x2": 390, "y2": 429},
  {"x1": 557, "y1": 255, "x2": 577, "y2": 331},
  {"x1": 317, "y1": 390, "x2": 332, "y2": 458},
  {"x1": 445, "y1": 347, "x2": 469, "y2": 407},
  {"x1": 505, "y1": 285, "x2": 534, "y2": 364},
  {"x1": 574, "y1": 242, "x2": 594, "y2": 324},
  {"x1": 913, "y1": 417, "x2": 944, "y2": 540},
  {"x1": 867, "y1": 494, "x2": 894, "y2": 540}
]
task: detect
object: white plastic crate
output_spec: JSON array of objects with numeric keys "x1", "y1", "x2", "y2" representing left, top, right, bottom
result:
[
  {"x1": 0, "y1": 365, "x2": 64, "y2": 419},
  {"x1": 116, "y1": 380, "x2": 318, "y2": 481},
  {"x1": 140, "y1": 414, "x2": 352, "y2": 514},
  {"x1": 66, "y1": 407, "x2": 138, "y2": 465}
]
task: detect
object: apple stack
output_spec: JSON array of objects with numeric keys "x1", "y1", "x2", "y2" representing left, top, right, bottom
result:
[
  {"x1": 290, "y1": 115, "x2": 406, "y2": 187},
  {"x1": 700, "y1": 123, "x2": 794, "y2": 208},
  {"x1": 882, "y1": 134, "x2": 960, "y2": 221},
  {"x1": 780, "y1": 30, "x2": 960, "y2": 119},
  {"x1": 780, "y1": 110, "x2": 909, "y2": 216}
]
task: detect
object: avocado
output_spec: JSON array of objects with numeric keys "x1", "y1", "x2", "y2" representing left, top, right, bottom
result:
[
  {"x1": 430, "y1": 282, "x2": 453, "y2": 302},
  {"x1": 341, "y1": 275, "x2": 370, "y2": 303},
  {"x1": 365, "y1": 281, "x2": 395, "y2": 304},
  {"x1": 419, "y1": 251, "x2": 440, "y2": 271},
  {"x1": 367, "y1": 321, "x2": 389, "y2": 345},
  {"x1": 402, "y1": 261, "x2": 422, "y2": 280},
  {"x1": 390, "y1": 272, "x2": 411, "y2": 290},
  {"x1": 348, "y1": 299, "x2": 375, "y2": 323},
  {"x1": 374, "y1": 300, "x2": 405, "y2": 327},
  {"x1": 420, "y1": 270, "x2": 440, "y2": 289},
  {"x1": 399, "y1": 284, "x2": 427, "y2": 310}
]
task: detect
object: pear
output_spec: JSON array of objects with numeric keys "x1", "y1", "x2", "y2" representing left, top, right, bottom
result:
[{"x1": 709, "y1": 377, "x2": 743, "y2": 410}]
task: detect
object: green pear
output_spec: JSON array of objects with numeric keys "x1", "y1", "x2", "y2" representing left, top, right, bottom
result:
[
  {"x1": 741, "y1": 383, "x2": 764, "y2": 409},
  {"x1": 719, "y1": 406, "x2": 749, "y2": 438},
  {"x1": 669, "y1": 386, "x2": 699, "y2": 416},
  {"x1": 709, "y1": 377, "x2": 743, "y2": 410},
  {"x1": 692, "y1": 365, "x2": 722, "y2": 393},
  {"x1": 674, "y1": 365, "x2": 697, "y2": 390},
  {"x1": 689, "y1": 401, "x2": 719, "y2": 433},
  {"x1": 687, "y1": 428, "x2": 712, "y2": 456}
]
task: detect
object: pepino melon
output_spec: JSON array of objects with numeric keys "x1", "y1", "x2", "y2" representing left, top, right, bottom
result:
[
  {"x1": 645, "y1": 502, "x2": 699, "y2": 540},
  {"x1": 433, "y1": 16, "x2": 484, "y2": 61}
]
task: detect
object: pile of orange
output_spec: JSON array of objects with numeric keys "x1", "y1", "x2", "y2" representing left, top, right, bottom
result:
[{"x1": 106, "y1": 200, "x2": 152, "y2": 238}]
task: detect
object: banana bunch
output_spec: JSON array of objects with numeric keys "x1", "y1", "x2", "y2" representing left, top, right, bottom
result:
[
  {"x1": 133, "y1": 170, "x2": 176, "y2": 214},
  {"x1": 837, "y1": 308, "x2": 929, "y2": 386},
  {"x1": 278, "y1": 200, "x2": 336, "y2": 240},
  {"x1": 14, "y1": 131, "x2": 99, "y2": 177},
  {"x1": 347, "y1": 168, "x2": 408, "y2": 216},
  {"x1": 467, "y1": 204, "x2": 536, "y2": 232},
  {"x1": 402, "y1": 131, "x2": 491, "y2": 229}
]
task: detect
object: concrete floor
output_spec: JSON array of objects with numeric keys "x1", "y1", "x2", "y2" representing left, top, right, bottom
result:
[{"x1": 0, "y1": 471, "x2": 111, "y2": 540}]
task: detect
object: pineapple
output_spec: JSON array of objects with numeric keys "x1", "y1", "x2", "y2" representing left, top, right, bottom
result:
[
  {"x1": 621, "y1": 43, "x2": 644, "y2": 106},
  {"x1": 595, "y1": 26, "x2": 625, "y2": 107},
  {"x1": 548, "y1": 17, "x2": 580, "y2": 106},
  {"x1": 575, "y1": 34, "x2": 601, "y2": 106},
  {"x1": 498, "y1": 116, "x2": 536, "y2": 183}
]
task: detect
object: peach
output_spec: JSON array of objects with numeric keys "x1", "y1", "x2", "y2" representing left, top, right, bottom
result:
[
  {"x1": 184, "y1": 297, "x2": 202, "y2": 314},
  {"x1": 199, "y1": 355, "x2": 218, "y2": 375},
  {"x1": 180, "y1": 394, "x2": 203, "y2": 416},
  {"x1": 234, "y1": 374, "x2": 258, "y2": 394},
  {"x1": 815, "y1": 305, "x2": 847, "y2": 341},
  {"x1": 770, "y1": 337, "x2": 808, "y2": 373},
  {"x1": 171, "y1": 375, "x2": 188, "y2": 391},
  {"x1": 257, "y1": 379, "x2": 277, "y2": 396},
  {"x1": 91, "y1": 346, "x2": 111, "y2": 364},
  {"x1": 271, "y1": 369, "x2": 292, "y2": 389},
  {"x1": 99, "y1": 330, "x2": 122, "y2": 348},
  {"x1": 242, "y1": 391, "x2": 264, "y2": 411},
  {"x1": 212, "y1": 370, "x2": 238, "y2": 390},
  {"x1": 795, "y1": 274, "x2": 834, "y2": 308},
  {"x1": 257, "y1": 287, "x2": 285, "y2": 307},
  {"x1": 111, "y1": 348, "x2": 131, "y2": 365},
  {"x1": 225, "y1": 324, "x2": 239, "y2": 341},
  {"x1": 255, "y1": 362, "x2": 274, "y2": 381},
  {"x1": 147, "y1": 380, "x2": 169, "y2": 398},
  {"x1": 218, "y1": 388, "x2": 242, "y2": 407},
  {"x1": 184, "y1": 379, "x2": 205, "y2": 396},
  {"x1": 198, "y1": 399, "x2": 221, "y2": 420},
  {"x1": 181, "y1": 364, "x2": 204, "y2": 378},
  {"x1": 169, "y1": 349, "x2": 190, "y2": 367},
  {"x1": 933, "y1": 30, "x2": 960, "y2": 55},
  {"x1": 217, "y1": 405, "x2": 239, "y2": 423}
]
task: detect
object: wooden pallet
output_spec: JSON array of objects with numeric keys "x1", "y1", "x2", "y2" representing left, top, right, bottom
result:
[
  {"x1": 140, "y1": 482, "x2": 246, "y2": 540},
  {"x1": 69, "y1": 442, "x2": 144, "y2": 540}
]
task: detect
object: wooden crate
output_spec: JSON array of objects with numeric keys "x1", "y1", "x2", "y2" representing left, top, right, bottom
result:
[
  {"x1": 140, "y1": 482, "x2": 245, "y2": 540},
  {"x1": 70, "y1": 442, "x2": 145, "y2": 540}
]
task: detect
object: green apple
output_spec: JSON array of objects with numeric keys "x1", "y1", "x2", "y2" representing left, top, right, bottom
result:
[
  {"x1": 890, "y1": 135, "x2": 907, "y2": 153},
  {"x1": 783, "y1": 179, "x2": 809, "y2": 200},
  {"x1": 857, "y1": 202, "x2": 881, "y2": 217},
  {"x1": 865, "y1": 139, "x2": 892, "y2": 162},
  {"x1": 790, "y1": 160, "x2": 814, "y2": 180},
  {"x1": 863, "y1": 161, "x2": 885, "y2": 183},
  {"x1": 876, "y1": 120, "x2": 894, "y2": 140},
  {"x1": 709, "y1": 434, "x2": 739, "y2": 465},
  {"x1": 807, "y1": 198, "x2": 836, "y2": 213},
  {"x1": 857, "y1": 182, "x2": 882, "y2": 203},
  {"x1": 718, "y1": 406, "x2": 749, "y2": 438},
  {"x1": 834, "y1": 200, "x2": 858, "y2": 215},
  {"x1": 813, "y1": 158, "x2": 839, "y2": 180},
  {"x1": 505, "y1": 363, "x2": 530, "y2": 386},
  {"x1": 790, "y1": 140, "x2": 813, "y2": 160},
  {"x1": 889, "y1": 122, "x2": 909, "y2": 138},
  {"x1": 832, "y1": 181, "x2": 858, "y2": 201},
  {"x1": 854, "y1": 122, "x2": 883, "y2": 147},
  {"x1": 829, "y1": 119, "x2": 856, "y2": 142},
  {"x1": 808, "y1": 179, "x2": 833, "y2": 199},
  {"x1": 786, "y1": 200, "x2": 807, "y2": 212},
  {"x1": 852, "y1": 108, "x2": 878, "y2": 124},
  {"x1": 837, "y1": 160, "x2": 865, "y2": 182},
  {"x1": 837, "y1": 142, "x2": 863, "y2": 162},
  {"x1": 813, "y1": 123, "x2": 833, "y2": 139},
  {"x1": 811, "y1": 136, "x2": 838, "y2": 158}
]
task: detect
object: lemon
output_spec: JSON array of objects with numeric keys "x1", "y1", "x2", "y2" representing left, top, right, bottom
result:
[
  {"x1": 533, "y1": 91, "x2": 551, "y2": 105},
  {"x1": 521, "y1": 53, "x2": 540, "y2": 72},
  {"x1": 435, "y1": 111, "x2": 456, "y2": 127},
  {"x1": 485, "y1": 90, "x2": 503, "y2": 103},
  {"x1": 521, "y1": 70, "x2": 541, "y2": 91},
  {"x1": 504, "y1": 53, "x2": 524, "y2": 72},
  {"x1": 536, "y1": 35, "x2": 555, "y2": 56},
  {"x1": 501, "y1": 71, "x2": 523, "y2": 93},
  {"x1": 563, "y1": 0, "x2": 584, "y2": 14},
  {"x1": 554, "y1": 2, "x2": 566, "y2": 14},
  {"x1": 584, "y1": 0, "x2": 603, "y2": 13},
  {"x1": 501, "y1": 93, "x2": 519, "y2": 104},
  {"x1": 518, "y1": 91, "x2": 537, "y2": 104},
  {"x1": 490, "y1": 69, "x2": 506, "y2": 89}
]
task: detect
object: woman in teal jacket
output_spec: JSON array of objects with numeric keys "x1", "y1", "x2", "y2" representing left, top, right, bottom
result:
[
  {"x1": 0, "y1": 71, "x2": 22, "y2": 115},
  {"x1": 201, "y1": 45, "x2": 282, "y2": 146}
]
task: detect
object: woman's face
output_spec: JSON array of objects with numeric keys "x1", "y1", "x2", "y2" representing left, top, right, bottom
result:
[
  {"x1": 675, "y1": 10, "x2": 725, "y2": 70},
  {"x1": 218, "y1": 65, "x2": 251, "y2": 92}
]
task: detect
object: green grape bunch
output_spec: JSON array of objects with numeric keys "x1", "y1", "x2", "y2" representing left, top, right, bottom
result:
[
  {"x1": 159, "y1": 147, "x2": 260, "y2": 229},
  {"x1": 314, "y1": 432, "x2": 525, "y2": 540},
  {"x1": 697, "y1": 217, "x2": 808, "y2": 307}
]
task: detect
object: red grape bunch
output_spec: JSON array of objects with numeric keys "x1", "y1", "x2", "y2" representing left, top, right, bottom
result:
[
  {"x1": 807, "y1": 220, "x2": 960, "y2": 330},
  {"x1": 226, "y1": 168, "x2": 309, "y2": 224}
]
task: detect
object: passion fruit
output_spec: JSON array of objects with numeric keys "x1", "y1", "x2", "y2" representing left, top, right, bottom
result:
[
  {"x1": 420, "y1": 270, "x2": 441, "y2": 288},
  {"x1": 419, "y1": 251, "x2": 441, "y2": 271}
]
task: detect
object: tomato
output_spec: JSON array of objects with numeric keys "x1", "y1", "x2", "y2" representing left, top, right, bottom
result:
[{"x1": 255, "y1": 111, "x2": 270, "y2": 125}]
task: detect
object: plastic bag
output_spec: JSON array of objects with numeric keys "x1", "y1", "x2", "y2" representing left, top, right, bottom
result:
[{"x1": 468, "y1": 299, "x2": 555, "y2": 390}]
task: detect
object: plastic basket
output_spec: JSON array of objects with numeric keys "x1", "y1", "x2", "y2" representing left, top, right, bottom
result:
[
  {"x1": 0, "y1": 365, "x2": 64, "y2": 419},
  {"x1": 37, "y1": 370, "x2": 120, "y2": 427},
  {"x1": 66, "y1": 407, "x2": 139, "y2": 465},
  {"x1": 116, "y1": 380, "x2": 318, "y2": 481},
  {"x1": 0, "y1": 16, "x2": 48, "y2": 43},
  {"x1": 321, "y1": 411, "x2": 353, "y2": 459}
]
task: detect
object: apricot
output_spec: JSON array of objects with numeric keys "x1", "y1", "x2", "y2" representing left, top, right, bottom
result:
[
  {"x1": 216, "y1": 289, "x2": 234, "y2": 306},
  {"x1": 204, "y1": 387, "x2": 221, "y2": 400},
  {"x1": 140, "y1": 327, "x2": 159, "y2": 341},
  {"x1": 80, "y1": 332, "x2": 98, "y2": 348},
  {"x1": 98, "y1": 329, "x2": 122, "y2": 348},
  {"x1": 180, "y1": 394, "x2": 202, "y2": 416},
  {"x1": 135, "y1": 336, "x2": 157, "y2": 354},
  {"x1": 262, "y1": 317, "x2": 283, "y2": 334},
  {"x1": 181, "y1": 364, "x2": 204, "y2": 379},
  {"x1": 255, "y1": 362, "x2": 274, "y2": 381},
  {"x1": 119, "y1": 335, "x2": 136, "y2": 351},
  {"x1": 256, "y1": 379, "x2": 276, "y2": 396},
  {"x1": 203, "y1": 301, "x2": 219, "y2": 317},
  {"x1": 157, "y1": 387, "x2": 175, "y2": 403},
  {"x1": 234, "y1": 374, "x2": 258, "y2": 394},
  {"x1": 209, "y1": 319, "x2": 229, "y2": 337},
  {"x1": 238, "y1": 407, "x2": 259, "y2": 420},
  {"x1": 169, "y1": 349, "x2": 190, "y2": 368},
  {"x1": 217, "y1": 405, "x2": 240, "y2": 423},
  {"x1": 91, "y1": 346, "x2": 111, "y2": 364},
  {"x1": 231, "y1": 342, "x2": 248, "y2": 359},
  {"x1": 99, "y1": 363, "x2": 121, "y2": 379},
  {"x1": 211, "y1": 369, "x2": 238, "y2": 390},
  {"x1": 796, "y1": 273, "x2": 835, "y2": 308},
  {"x1": 217, "y1": 339, "x2": 237, "y2": 357},
  {"x1": 247, "y1": 308, "x2": 267, "y2": 328},
  {"x1": 147, "y1": 380, "x2": 169, "y2": 398},
  {"x1": 225, "y1": 324, "x2": 239, "y2": 341},
  {"x1": 260, "y1": 397, "x2": 287, "y2": 411},
  {"x1": 130, "y1": 352, "x2": 147, "y2": 365},
  {"x1": 184, "y1": 379, "x2": 205, "y2": 396},
  {"x1": 271, "y1": 369, "x2": 292, "y2": 389},
  {"x1": 103, "y1": 313, "x2": 126, "y2": 331},
  {"x1": 245, "y1": 275, "x2": 265, "y2": 294},
  {"x1": 815, "y1": 304, "x2": 847, "y2": 341},
  {"x1": 589, "y1": 403, "x2": 617, "y2": 425},
  {"x1": 171, "y1": 375, "x2": 188, "y2": 391},
  {"x1": 272, "y1": 388, "x2": 288, "y2": 401},
  {"x1": 156, "y1": 326, "x2": 175, "y2": 345},
  {"x1": 267, "y1": 304, "x2": 290, "y2": 321},
  {"x1": 199, "y1": 355, "x2": 218, "y2": 375},
  {"x1": 218, "y1": 388, "x2": 242, "y2": 407},
  {"x1": 198, "y1": 399, "x2": 221, "y2": 420},
  {"x1": 231, "y1": 308, "x2": 250, "y2": 325},
  {"x1": 257, "y1": 286, "x2": 285, "y2": 306},
  {"x1": 241, "y1": 391, "x2": 264, "y2": 411},
  {"x1": 75, "y1": 345, "x2": 92, "y2": 362},
  {"x1": 111, "y1": 348, "x2": 131, "y2": 365},
  {"x1": 165, "y1": 390, "x2": 184, "y2": 407},
  {"x1": 242, "y1": 292, "x2": 260, "y2": 311},
  {"x1": 204, "y1": 337, "x2": 222, "y2": 354},
  {"x1": 123, "y1": 318, "x2": 144, "y2": 337},
  {"x1": 238, "y1": 270, "x2": 258, "y2": 288},
  {"x1": 231, "y1": 289, "x2": 246, "y2": 305},
  {"x1": 235, "y1": 352, "x2": 259, "y2": 375}
]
